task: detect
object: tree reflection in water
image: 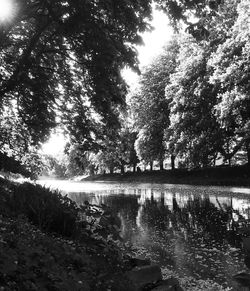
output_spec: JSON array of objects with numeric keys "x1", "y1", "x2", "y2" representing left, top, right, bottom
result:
[
  {"x1": 141, "y1": 194, "x2": 244, "y2": 247},
  {"x1": 68, "y1": 187, "x2": 250, "y2": 288}
]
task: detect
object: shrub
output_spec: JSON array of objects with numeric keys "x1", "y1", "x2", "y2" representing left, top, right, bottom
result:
[
  {"x1": 0, "y1": 179, "x2": 121, "y2": 241},
  {"x1": 3, "y1": 182, "x2": 79, "y2": 237}
]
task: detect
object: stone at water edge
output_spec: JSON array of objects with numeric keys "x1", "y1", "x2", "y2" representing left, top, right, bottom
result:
[{"x1": 126, "y1": 264, "x2": 162, "y2": 290}]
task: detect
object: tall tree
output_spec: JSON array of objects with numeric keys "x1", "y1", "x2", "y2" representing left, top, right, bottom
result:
[
  {"x1": 131, "y1": 39, "x2": 179, "y2": 169},
  {"x1": 165, "y1": 34, "x2": 221, "y2": 168},
  {"x1": 0, "y1": 0, "x2": 154, "y2": 155},
  {"x1": 208, "y1": 0, "x2": 250, "y2": 164}
]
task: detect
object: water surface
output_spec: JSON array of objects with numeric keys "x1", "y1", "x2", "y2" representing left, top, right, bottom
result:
[{"x1": 40, "y1": 180, "x2": 250, "y2": 289}]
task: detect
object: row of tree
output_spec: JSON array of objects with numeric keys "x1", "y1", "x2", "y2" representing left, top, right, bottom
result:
[
  {"x1": 1, "y1": 0, "x2": 249, "y2": 176},
  {"x1": 131, "y1": 0, "x2": 250, "y2": 169},
  {"x1": 55, "y1": 0, "x2": 250, "y2": 176},
  {"x1": 0, "y1": 0, "x2": 154, "y2": 175}
]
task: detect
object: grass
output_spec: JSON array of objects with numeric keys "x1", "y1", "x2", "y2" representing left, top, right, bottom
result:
[
  {"x1": 83, "y1": 164, "x2": 250, "y2": 186},
  {"x1": 0, "y1": 177, "x2": 133, "y2": 291}
]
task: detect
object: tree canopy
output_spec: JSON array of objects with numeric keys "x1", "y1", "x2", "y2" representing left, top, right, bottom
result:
[
  {"x1": 1, "y1": 0, "x2": 250, "y2": 175},
  {"x1": 0, "y1": 0, "x2": 154, "y2": 144},
  {"x1": 0, "y1": 0, "x2": 155, "y2": 171},
  {"x1": 129, "y1": 0, "x2": 250, "y2": 170}
]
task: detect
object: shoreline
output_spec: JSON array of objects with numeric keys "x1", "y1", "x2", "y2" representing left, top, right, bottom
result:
[{"x1": 81, "y1": 165, "x2": 250, "y2": 187}]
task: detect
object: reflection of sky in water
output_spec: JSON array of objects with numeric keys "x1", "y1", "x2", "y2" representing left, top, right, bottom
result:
[{"x1": 39, "y1": 180, "x2": 250, "y2": 289}]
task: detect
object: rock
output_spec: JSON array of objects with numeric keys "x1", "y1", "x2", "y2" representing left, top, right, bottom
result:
[
  {"x1": 151, "y1": 278, "x2": 184, "y2": 291},
  {"x1": 126, "y1": 264, "x2": 162, "y2": 290}
]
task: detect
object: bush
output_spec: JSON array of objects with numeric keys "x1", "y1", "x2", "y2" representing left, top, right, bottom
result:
[
  {"x1": 3, "y1": 182, "x2": 79, "y2": 237},
  {"x1": 0, "y1": 179, "x2": 130, "y2": 291},
  {"x1": 0, "y1": 179, "x2": 122, "y2": 242}
]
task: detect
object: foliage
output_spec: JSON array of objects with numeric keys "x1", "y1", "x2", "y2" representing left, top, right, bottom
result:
[
  {"x1": 1, "y1": 0, "x2": 248, "y2": 176},
  {"x1": 41, "y1": 154, "x2": 68, "y2": 178},
  {"x1": 0, "y1": 0, "x2": 155, "y2": 153},
  {"x1": 127, "y1": 0, "x2": 250, "y2": 169},
  {"x1": 0, "y1": 216, "x2": 91, "y2": 291},
  {"x1": 0, "y1": 178, "x2": 122, "y2": 241},
  {"x1": 165, "y1": 34, "x2": 221, "y2": 167},
  {"x1": 63, "y1": 118, "x2": 139, "y2": 176},
  {"x1": 155, "y1": 0, "x2": 225, "y2": 40},
  {"x1": 208, "y1": 0, "x2": 250, "y2": 163},
  {"x1": 2, "y1": 181, "x2": 78, "y2": 237},
  {"x1": 64, "y1": 144, "x2": 94, "y2": 177},
  {"x1": 0, "y1": 177, "x2": 132, "y2": 290},
  {"x1": 131, "y1": 39, "x2": 179, "y2": 168},
  {"x1": 0, "y1": 152, "x2": 31, "y2": 178}
]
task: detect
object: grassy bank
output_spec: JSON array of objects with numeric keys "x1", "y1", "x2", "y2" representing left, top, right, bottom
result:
[
  {"x1": 83, "y1": 164, "x2": 250, "y2": 186},
  {"x1": 0, "y1": 177, "x2": 133, "y2": 291}
]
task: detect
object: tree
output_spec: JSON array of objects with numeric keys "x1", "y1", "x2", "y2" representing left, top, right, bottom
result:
[
  {"x1": 63, "y1": 143, "x2": 96, "y2": 177},
  {"x1": 155, "y1": 0, "x2": 226, "y2": 41},
  {"x1": 115, "y1": 126, "x2": 139, "y2": 173},
  {"x1": 2, "y1": 0, "x2": 248, "y2": 174},
  {"x1": 208, "y1": 0, "x2": 250, "y2": 164},
  {"x1": 0, "y1": 0, "x2": 229, "y2": 145},
  {"x1": 165, "y1": 34, "x2": 221, "y2": 168},
  {"x1": 131, "y1": 39, "x2": 179, "y2": 169},
  {"x1": 0, "y1": 0, "x2": 155, "y2": 164},
  {"x1": 0, "y1": 104, "x2": 44, "y2": 176},
  {"x1": 40, "y1": 154, "x2": 67, "y2": 178}
]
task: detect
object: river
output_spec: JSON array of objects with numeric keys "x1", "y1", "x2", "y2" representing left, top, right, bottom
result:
[{"x1": 39, "y1": 180, "x2": 250, "y2": 290}]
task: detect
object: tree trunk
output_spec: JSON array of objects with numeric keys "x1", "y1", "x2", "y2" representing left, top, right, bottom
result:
[
  {"x1": 133, "y1": 163, "x2": 137, "y2": 173},
  {"x1": 213, "y1": 154, "x2": 217, "y2": 167},
  {"x1": 171, "y1": 155, "x2": 175, "y2": 170},
  {"x1": 89, "y1": 167, "x2": 94, "y2": 176},
  {"x1": 247, "y1": 141, "x2": 250, "y2": 166},
  {"x1": 150, "y1": 161, "x2": 153, "y2": 171},
  {"x1": 109, "y1": 166, "x2": 114, "y2": 174},
  {"x1": 121, "y1": 164, "x2": 125, "y2": 174},
  {"x1": 159, "y1": 159, "x2": 164, "y2": 171}
]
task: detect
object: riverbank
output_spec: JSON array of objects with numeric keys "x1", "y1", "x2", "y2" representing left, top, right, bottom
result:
[
  {"x1": 82, "y1": 164, "x2": 250, "y2": 186},
  {"x1": 0, "y1": 177, "x2": 129, "y2": 290},
  {"x1": 0, "y1": 177, "x2": 186, "y2": 291}
]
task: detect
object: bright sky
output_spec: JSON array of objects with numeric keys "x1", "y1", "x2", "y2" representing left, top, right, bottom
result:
[
  {"x1": 122, "y1": 8, "x2": 173, "y2": 88},
  {"x1": 41, "y1": 7, "x2": 172, "y2": 156},
  {"x1": 41, "y1": 133, "x2": 66, "y2": 157},
  {"x1": 0, "y1": 0, "x2": 15, "y2": 22}
]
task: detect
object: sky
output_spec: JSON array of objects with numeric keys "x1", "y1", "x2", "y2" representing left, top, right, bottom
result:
[
  {"x1": 41, "y1": 132, "x2": 67, "y2": 157},
  {"x1": 122, "y1": 8, "x2": 173, "y2": 88},
  {"x1": 41, "y1": 8, "x2": 173, "y2": 156}
]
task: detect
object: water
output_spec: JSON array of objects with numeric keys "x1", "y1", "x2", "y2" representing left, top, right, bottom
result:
[{"x1": 40, "y1": 180, "x2": 250, "y2": 290}]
